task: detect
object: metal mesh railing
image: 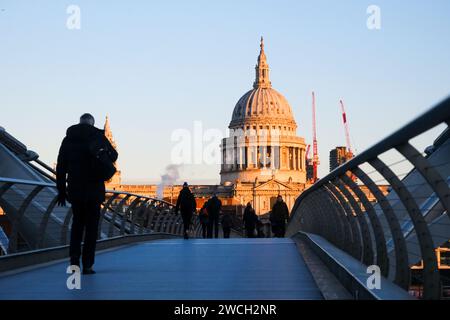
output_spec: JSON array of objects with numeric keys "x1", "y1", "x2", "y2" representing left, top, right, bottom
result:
[{"x1": 287, "y1": 96, "x2": 450, "y2": 300}]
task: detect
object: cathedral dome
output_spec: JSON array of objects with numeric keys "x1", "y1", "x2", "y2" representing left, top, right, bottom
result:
[
  {"x1": 229, "y1": 37, "x2": 297, "y2": 130},
  {"x1": 230, "y1": 87, "x2": 296, "y2": 126}
]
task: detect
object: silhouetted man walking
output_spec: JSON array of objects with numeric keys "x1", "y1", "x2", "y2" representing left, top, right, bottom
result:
[
  {"x1": 175, "y1": 182, "x2": 197, "y2": 239},
  {"x1": 270, "y1": 195, "x2": 289, "y2": 238},
  {"x1": 243, "y1": 202, "x2": 258, "y2": 238},
  {"x1": 56, "y1": 113, "x2": 118, "y2": 274},
  {"x1": 206, "y1": 193, "x2": 222, "y2": 238}
]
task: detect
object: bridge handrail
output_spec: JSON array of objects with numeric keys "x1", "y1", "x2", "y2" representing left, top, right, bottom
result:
[
  {"x1": 0, "y1": 175, "x2": 189, "y2": 256},
  {"x1": 292, "y1": 96, "x2": 450, "y2": 212},
  {"x1": 287, "y1": 96, "x2": 450, "y2": 300}
]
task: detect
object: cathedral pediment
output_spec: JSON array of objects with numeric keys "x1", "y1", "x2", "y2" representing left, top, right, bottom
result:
[{"x1": 254, "y1": 178, "x2": 292, "y2": 191}]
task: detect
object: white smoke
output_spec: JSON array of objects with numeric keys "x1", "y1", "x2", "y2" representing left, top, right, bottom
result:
[{"x1": 157, "y1": 164, "x2": 180, "y2": 199}]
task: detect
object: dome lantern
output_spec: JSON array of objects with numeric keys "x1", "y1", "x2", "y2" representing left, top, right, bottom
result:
[{"x1": 253, "y1": 37, "x2": 272, "y2": 89}]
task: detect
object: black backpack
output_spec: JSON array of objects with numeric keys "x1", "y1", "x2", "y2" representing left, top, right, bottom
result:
[{"x1": 89, "y1": 136, "x2": 116, "y2": 181}]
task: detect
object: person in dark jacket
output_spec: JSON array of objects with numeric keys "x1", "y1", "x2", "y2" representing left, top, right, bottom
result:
[
  {"x1": 256, "y1": 219, "x2": 266, "y2": 238},
  {"x1": 221, "y1": 211, "x2": 233, "y2": 238},
  {"x1": 175, "y1": 182, "x2": 197, "y2": 239},
  {"x1": 205, "y1": 193, "x2": 222, "y2": 238},
  {"x1": 270, "y1": 195, "x2": 290, "y2": 238},
  {"x1": 56, "y1": 113, "x2": 118, "y2": 274},
  {"x1": 198, "y1": 204, "x2": 209, "y2": 239},
  {"x1": 243, "y1": 202, "x2": 258, "y2": 238}
]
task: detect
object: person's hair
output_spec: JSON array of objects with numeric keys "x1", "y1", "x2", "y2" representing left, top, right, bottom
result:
[
  {"x1": 183, "y1": 182, "x2": 188, "y2": 187},
  {"x1": 80, "y1": 113, "x2": 95, "y2": 125}
]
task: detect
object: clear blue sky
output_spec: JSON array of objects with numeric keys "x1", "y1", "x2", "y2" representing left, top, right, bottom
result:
[{"x1": 1, "y1": 1, "x2": 449, "y2": 184}]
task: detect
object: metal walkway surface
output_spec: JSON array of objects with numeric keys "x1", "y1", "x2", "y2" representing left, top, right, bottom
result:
[{"x1": 0, "y1": 238, "x2": 323, "y2": 300}]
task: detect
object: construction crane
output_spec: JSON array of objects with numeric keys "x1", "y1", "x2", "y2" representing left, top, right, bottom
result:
[
  {"x1": 339, "y1": 99, "x2": 353, "y2": 154},
  {"x1": 305, "y1": 144, "x2": 311, "y2": 161},
  {"x1": 311, "y1": 92, "x2": 319, "y2": 182}
]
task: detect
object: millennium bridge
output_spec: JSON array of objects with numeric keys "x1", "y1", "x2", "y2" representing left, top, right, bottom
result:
[{"x1": 0, "y1": 97, "x2": 449, "y2": 300}]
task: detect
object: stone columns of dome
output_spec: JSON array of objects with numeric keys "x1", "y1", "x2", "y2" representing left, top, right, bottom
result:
[
  {"x1": 262, "y1": 146, "x2": 267, "y2": 168},
  {"x1": 294, "y1": 148, "x2": 297, "y2": 170},
  {"x1": 288, "y1": 147, "x2": 293, "y2": 170},
  {"x1": 270, "y1": 146, "x2": 275, "y2": 170}
]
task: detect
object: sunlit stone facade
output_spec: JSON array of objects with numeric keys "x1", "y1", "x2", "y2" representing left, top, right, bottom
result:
[
  {"x1": 219, "y1": 38, "x2": 308, "y2": 214},
  {"x1": 108, "y1": 38, "x2": 309, "y2": 216}
]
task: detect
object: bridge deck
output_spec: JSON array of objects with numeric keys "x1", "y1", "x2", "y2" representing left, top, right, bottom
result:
[{"x1": 0, "y1": 238, "x2": 322, "y2": 300}]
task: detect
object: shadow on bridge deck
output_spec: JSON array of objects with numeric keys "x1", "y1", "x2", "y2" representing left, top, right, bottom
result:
[{"x1": 0, "y1": 238, "x2": 323, "y2": 300}]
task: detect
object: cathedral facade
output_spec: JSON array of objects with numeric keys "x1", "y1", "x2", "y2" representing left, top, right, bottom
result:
[
  {"x1": 107, "y1": 38, "x2": 309, "y2": 216},
  {"x1": 220, "y1": 38, "x2": 308, "y2": 214}
]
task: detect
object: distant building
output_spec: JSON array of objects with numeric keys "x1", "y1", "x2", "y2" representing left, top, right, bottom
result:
[
  {"x1": 219, "y1": 37, "x2": 308, "y2": 215},
  {"x1": 306, "y1": 159, "x2": 314, "y2": 182},
  {"x1": 106, "y1": 39, "x2": 387, "y2": 217},
  {"x1": 104, "y1": 115, "x2": 122, "y2": 186},
  {"x1": 329, "y1": 146, "x2": 353, "y2": 172},
  {"x1": 107, "y1": 39, "x2": 309, "y2": 216}
]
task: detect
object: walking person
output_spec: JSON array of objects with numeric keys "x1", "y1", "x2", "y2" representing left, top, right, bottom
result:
[
  {"x1": 175, "y1": 182, "x2": 197, "y2": 239},
  {"x1": 270, "y1": 195, "x2": 290, "y2": 238},
  {"x1": 243, "y1": 202, "x2": 258, "y2": 238},
  {"x1": 221, "y1": 211, "x2": 233, "y2": 238},
  {"x1": 198, "y1": 203, "x2": 209, "y2": 239},
  {"x1": 206, "y1": 193, "x2": 222, "y2": 238},
  {"x1": 56, "y1": 113, "x2": 118, "y2": 275},
  {"x1": 256, "y1": 219, "x2": 265, "y2": 238}
]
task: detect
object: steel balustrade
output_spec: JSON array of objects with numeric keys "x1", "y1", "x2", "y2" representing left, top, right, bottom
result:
[
  {"x1": 0, "y1": 177, "x2": 186, "y2": 256},
  {"x1": 287, "y1": 96, "x2": 450, "y2": 299}
]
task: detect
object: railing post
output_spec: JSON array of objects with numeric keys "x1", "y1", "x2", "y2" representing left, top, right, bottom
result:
[
  {"x1": 60, "y1": 207, "x2": 73, "y2": 245},
  {"x1": 396, "y1": 142, "x2": 450, "y2": 223},
  {"x1": 8, "y1": 185, "x2": 44, "y2": 253},
  {"x1": 120, "y1": 196, "x2": 142, "y2": 235},
  {"x1": 340, "y1": 174, "x2": 389, "y2": 277},
  {"x1": 309, "y1": 190, "x2": 340, "y2": 246},
  {"x1": 36, "y1": 194, "x2": 59, "y2": 249},
  {"x1": 131, "y1": 199, "x2": 150, "y2": 234},
  {"x1": 317, "y1": 187, "x2": 352, "y2": 252},
  {"x1": 369, "y1": 157, "x2": 440, "y2": 300},
  {"x1": 352, "y1": 166, "x2": 410, "y2": 288},
  {"x1": 108, "y1": 194, "x2": 131, "y2": 237},
  {"x1": 98, "y1": 193, "x2": 120, "y2": 239},
  {"x1": 334, "y1": 177, "x2": 374, "y2": 266},
  {"x1": 325, "y1": 183, "x2": 363, "y2": 261}
]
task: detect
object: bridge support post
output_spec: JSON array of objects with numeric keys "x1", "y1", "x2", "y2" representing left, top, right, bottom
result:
[
  {"x1": 333, "y1": 177, "x2": 374, "y2": 266},
  {"x1": 8, "y1": 185, "x2": 44, "y2": 253},
  {"x1": 325, "y1": 183, "x2": 363, "y2": 261},
  {"x1": 352, "y1": 166, "x2": 410, "y2": 289},
  {"x1": 340, "y1": 174, "x2": 389, "y2": 277},
  {"x1": 396, "y1": 142, "x2": 450, "y2": 223},
  {"x1": 369, "y1": 157, "x2": 440, "y2": 300}
]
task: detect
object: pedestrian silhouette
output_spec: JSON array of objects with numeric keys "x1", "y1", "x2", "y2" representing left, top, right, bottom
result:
[
  {"x1": 256, "y1": 219, "x2": 265, "y2": 238},
  {"x1": 221, "y1": 211, "x2": 233, "y2": 238},
  {"x1": 205, "y1": 192, "x2": 222, "y2": 238},
  {"x1": 270, "y1": 195, "x2": 289, "y2": 238},
  {"x1": 198, "y1": 203, "x2": 209, "y2": 239},
  {"x1": 243, "y1": 202, "x2": 258, "y2": 238},
  {"x1": 175, "y1": 182, "x2": 196, "y2": 239},
  {"x1": 56, "y1": 113, "x2": 118, "y2": 275}
]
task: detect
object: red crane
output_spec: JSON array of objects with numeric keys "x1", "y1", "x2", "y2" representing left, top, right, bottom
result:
[
  {"x1": 339, "y1": 99, "x2": 353, "y2": 154},
  {"x1": 311, "y1": 92, "x2": 319, "y2": 182}
]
